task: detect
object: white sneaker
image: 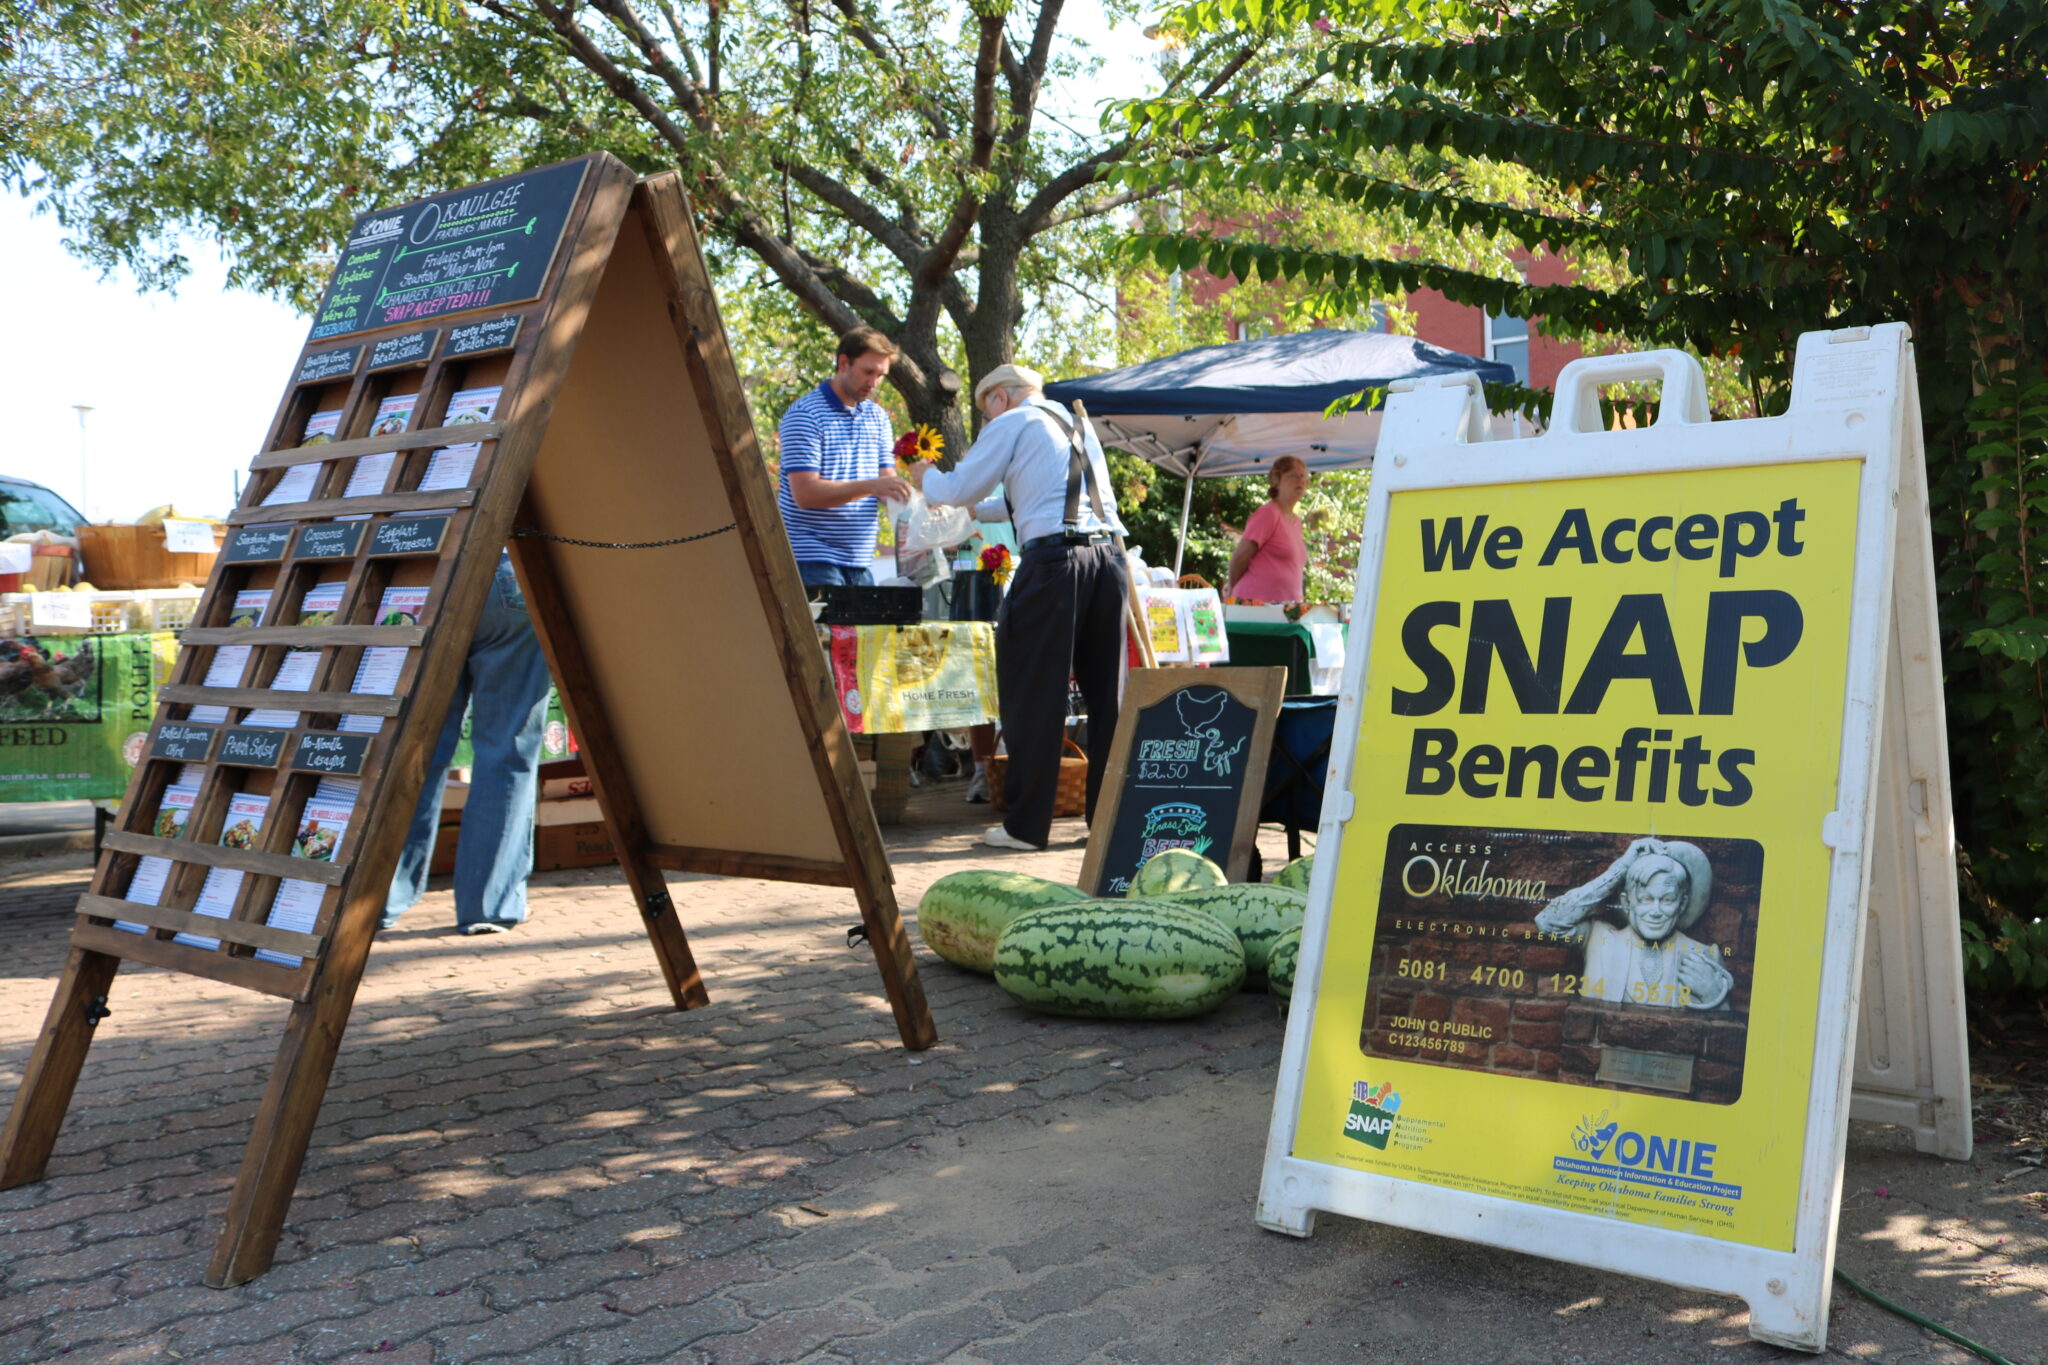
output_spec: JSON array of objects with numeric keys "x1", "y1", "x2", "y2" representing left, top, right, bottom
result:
[
  {"x1": 983, "y1": 824, "x2": 1043, "y2": 851},
  {"x1": 965, "y1": 769, "x2": 989, "y2": 803}
]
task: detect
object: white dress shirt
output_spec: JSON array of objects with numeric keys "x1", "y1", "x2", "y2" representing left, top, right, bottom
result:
[{"x1": 922, "y1": 397, "x2": 1126, "y2": 543}]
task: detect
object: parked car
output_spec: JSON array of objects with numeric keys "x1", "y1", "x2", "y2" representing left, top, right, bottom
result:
[{"x1": 0, "y1": 474, "x2": 88, "y2": 584}]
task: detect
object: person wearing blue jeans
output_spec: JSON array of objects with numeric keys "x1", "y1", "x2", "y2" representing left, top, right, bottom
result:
[{"x1": 382, "y1": 552, "x2": 552, "y2": 934}]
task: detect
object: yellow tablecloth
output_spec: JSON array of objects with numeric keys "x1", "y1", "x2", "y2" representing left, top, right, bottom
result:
[{"x1": 820, "y1": 621, "x2": 997, "y2": 734}]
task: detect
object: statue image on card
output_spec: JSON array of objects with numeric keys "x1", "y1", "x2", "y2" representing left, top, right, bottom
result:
[{"x1": 1359, "y1": 825, "x2": 1764, "y2": 1105}]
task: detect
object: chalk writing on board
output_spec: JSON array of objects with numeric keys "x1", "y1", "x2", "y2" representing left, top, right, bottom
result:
[
  {"x1": 291, "y1": 732, "x2": 371, "y2": 777},
  {"x1": 222, "y1": 526, "x2": 294, "y2": 565},
  {"x1": 368, "y1": 516, "x2": 450, "y2": 558},
  {"x1": 446, "y1": 314, "x2": 522, "y2": 357},
  {"x1": 308, "y1": 160, "x2": 589, "y2": 341},
  {"x1": 367, "y1": 329, "x2": 438, "y2": 371},
  {"x1": 1091, "y1": 685, "x2": 1260, "y2": 897},
  {"x1": 293, "y1": 522, "x2": 368, "y2": 561},
  {"x1": 297, "y1": 347, "x2": 362, "y2": 384},
  {"x1": 148, "y1": 724, "x2": 216, "y2": 762},
  {"x1": 219, "y1": 728, "x2": 288, "y2": 768}
]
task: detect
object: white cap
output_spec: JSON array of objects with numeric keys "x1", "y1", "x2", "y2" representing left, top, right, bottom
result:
[{"x1": 973, "y1": 364, "x2": 1045, "y2": 404}]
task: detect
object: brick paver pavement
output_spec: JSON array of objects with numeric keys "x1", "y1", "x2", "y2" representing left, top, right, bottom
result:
[{"x1": 2, "y1": 790, "x2": 2042, "y2": 1364}]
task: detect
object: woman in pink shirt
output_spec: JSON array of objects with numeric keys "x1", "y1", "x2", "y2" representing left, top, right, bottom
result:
[{"x1": 1224, "y1": 456, "x2": 1310, "y2": 603}]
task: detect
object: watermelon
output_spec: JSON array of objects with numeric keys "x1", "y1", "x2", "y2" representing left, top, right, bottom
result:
[
  {"x1": 1127, "y1": 848, "x2": 1228, "y2": 897},
  {"x1": 992, "y1": 899, "x2": 1246, "y2": 1019},
  {"x1": 1267, "y1": 925, "x2": 1304, "y2": 1000},
  {"x1": 917, "y1": 869, "x2": 1091, "y2": 974},
  {"x1": 1157, "y1": 884, "x2": 1307, "y2": 987},
  {"x1": 1273, "y1": 853, "x2": 1315, "y2": 892}
]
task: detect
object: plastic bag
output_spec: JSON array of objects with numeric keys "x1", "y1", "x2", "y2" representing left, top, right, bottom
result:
[{"x1": 895, "y1": 489, "x2": 975, "y2": 553}]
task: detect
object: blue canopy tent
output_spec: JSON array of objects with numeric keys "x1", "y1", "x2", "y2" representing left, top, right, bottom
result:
[{"x1": 1044, "y1": 329, "x2": 1515, "y2": 573}]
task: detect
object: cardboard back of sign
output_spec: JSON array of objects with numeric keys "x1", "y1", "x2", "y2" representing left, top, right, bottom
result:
[{"x1": 1256, "y1": 325, "x2": 1967, "y2": 1354}]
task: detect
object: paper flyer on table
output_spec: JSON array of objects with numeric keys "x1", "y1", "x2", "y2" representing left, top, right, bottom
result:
[
  {"x1": 261, "y1": 410, "x2": 342, "y2": 506},
  {"x1": 115, "y1": 765, "x2": 205, "y2": 934},
  {"x1": 172, "y1": 790, "x2": 270, "y2": 950},
  {"x1": 257, "y1": 780, "x2": 359, "y2": 967},
  {"x1": 338, "y1": 586, "x2": 428, "y2": 735}
]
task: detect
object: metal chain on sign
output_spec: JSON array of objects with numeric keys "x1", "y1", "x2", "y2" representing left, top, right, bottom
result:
[{"x1": 511, "y1": 522, "x2": 738, "y2": 550}]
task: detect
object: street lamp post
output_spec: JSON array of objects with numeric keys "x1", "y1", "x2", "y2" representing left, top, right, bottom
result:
[{"x1": 70, "y1": 404, "x2": 94, "y2": 522}]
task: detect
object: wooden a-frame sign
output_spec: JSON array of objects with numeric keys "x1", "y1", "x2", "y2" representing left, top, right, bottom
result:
[{"x1": 0, "y1": 153, "x2": 935, "y2": 1287}]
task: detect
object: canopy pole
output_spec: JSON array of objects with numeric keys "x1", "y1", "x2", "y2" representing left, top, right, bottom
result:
[{"x1": 1173, "y1": 458, "x2": 1196, "y2": 578}]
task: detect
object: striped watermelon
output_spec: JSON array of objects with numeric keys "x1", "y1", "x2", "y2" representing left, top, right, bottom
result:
[
  {"x1": 917, "y1": 869, "x2": 1090, "y2": 974},
  {"x1": 1273, "y1": 853, "x2": 1315, "y2": 892},
  {"x1": 1157, "y1": 884, "x2": 1307, "y2": 987},
  {"x1": 1128, "y1": 848, "x2": 1228, "y2": 896},
  {"x1": 992, "y1": 899, "x2": 1246, "y2": 1019},
  {"x1": 1267, "y1": 925, "x2": 1304, "y2": 1000}
]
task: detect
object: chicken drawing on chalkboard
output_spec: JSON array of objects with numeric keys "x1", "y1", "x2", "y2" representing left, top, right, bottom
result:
[{"x1": 1176, "y1": 688, "x2": 1248, "y2": 776}]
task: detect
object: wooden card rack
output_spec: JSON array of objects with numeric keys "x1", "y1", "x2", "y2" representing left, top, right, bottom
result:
[{"x1": 0, "y1": 154, "x2": 934, "y2": 1287}]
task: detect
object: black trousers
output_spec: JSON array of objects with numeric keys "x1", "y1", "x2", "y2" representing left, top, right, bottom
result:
[{"x1": 995, "y1": 540, "x2": 1128, "y2": 847}]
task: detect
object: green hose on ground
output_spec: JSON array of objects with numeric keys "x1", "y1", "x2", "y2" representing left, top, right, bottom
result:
[{"x1": 1833, "y1": 1267, "x2": 2020, "y2": 1365}]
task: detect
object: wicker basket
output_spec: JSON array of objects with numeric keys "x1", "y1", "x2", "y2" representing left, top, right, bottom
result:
[{"x1": 988, "y1": 737, "x2": 1088, "y2": 818}]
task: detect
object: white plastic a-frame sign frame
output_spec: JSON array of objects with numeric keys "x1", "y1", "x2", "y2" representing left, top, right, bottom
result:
[{"x1": 1257, "y1": 324, "x2": 1969, "y2": 1351}]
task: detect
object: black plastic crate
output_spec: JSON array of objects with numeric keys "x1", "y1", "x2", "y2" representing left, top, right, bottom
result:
[{"x1": 811, "y1": 584, "x2": 923, "y2": 626}]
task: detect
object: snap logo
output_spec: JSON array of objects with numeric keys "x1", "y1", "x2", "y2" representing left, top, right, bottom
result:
[{"x1": 1342, "y1": 1080, "x2": 1402, "y2": 1150}]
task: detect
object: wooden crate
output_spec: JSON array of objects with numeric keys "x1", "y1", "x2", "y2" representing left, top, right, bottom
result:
[{"x1": 76, "y1": 524, "x2": 218, "y2": 590}]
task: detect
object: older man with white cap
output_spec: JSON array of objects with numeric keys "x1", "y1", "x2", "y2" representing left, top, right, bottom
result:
[{"x1": 911, "y1": 363, "x2": 1128, "y2": 851}]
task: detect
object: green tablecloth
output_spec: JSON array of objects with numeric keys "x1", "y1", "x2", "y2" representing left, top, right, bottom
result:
[{"x1": 1224, "y1": 620, "x2": 1347, "y2": 695}]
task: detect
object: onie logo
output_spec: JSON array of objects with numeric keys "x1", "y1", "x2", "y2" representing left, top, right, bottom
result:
[
  {"x1": 1343, "y1": 1080, "x2": 1402, "y2": 1150},
  {"x1": 1574, "y1": 1112, "x2": 1620, "y2": 1160}
]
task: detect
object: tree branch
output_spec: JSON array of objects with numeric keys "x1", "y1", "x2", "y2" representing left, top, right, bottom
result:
[
  {"x1": 1016, "y1": 41, "x2": 1262, "y2": 239},
  {"x1": 1038, "y1": 184, "x2": 1170, "y2": 232},
  {"x1": 828, "y1": 0, "x2": 956, "y2": 141},
  {"x1": 1001, "y1": 0, "x2": 1066, "y2": 149},
  {"x1": 586, "y1": 0, "x2": 707, "y2": 121},
  {"x1": 776, "y1": 158, "x2": 925, "y2": 266},
  {"x1": 919, "y1": 9, "x2": 1004, "y2": 292}
]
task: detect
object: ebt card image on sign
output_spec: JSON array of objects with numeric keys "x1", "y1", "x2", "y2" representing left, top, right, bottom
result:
[
  {"x1": 1362, "y1": 824, "x2": 1764, "y2": 1104},
  {"x1": 1292, "y1": 458, "x2": 1863, "y2": 1249}
]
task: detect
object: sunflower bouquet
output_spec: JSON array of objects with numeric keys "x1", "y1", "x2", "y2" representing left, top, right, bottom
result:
[
  {"x1": 980, "y1": 543, "x2": 1013, "y2": 587},
  {"x1": 891, "y1": 424, "x2": 944, "y2": 476}
]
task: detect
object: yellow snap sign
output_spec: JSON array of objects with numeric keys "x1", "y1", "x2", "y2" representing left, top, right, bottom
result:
[{"x1": 1257, "y1": 332, "x2": 1971, "y2": 1353}]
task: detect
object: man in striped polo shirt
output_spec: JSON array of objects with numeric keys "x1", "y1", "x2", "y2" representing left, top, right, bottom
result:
[{"x1": 777, "y1": 327, "x2": 913, "y2": 585}]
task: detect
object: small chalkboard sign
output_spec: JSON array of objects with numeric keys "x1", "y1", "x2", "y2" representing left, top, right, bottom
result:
[
  {"x1": 1078, "y1": 667, "x2": 1287, "y2": 896},
  {"x1": 293, "y1": 521, "x2": 368, "y2": 561},
  {"x1": 446, "y1": 314, "x2": 522, "y2": 357},
  {"x1": 291, "y1": 732, "x2": 371, "y2": 777},
  {"x1": 297, "y1": 346, "x2": 362, "y2": 385},
  {"x1": 367, "y1": 328, "x2": 438, "y2": 371},
  {"x1": 367, "y1": 515, "x2": 450, "y2": 558},
  {"x1": 218, "y1": 728, "x2": 288, "y2": 768},
  {"x1": 308, "y1": 159, "x2": 590, "y2": 341},
  {"x1": 148, "y1": 724, "x2": 216, "y2": 763},
  {"x1": 221, "y1": 525, "x2": 294, "y2": 565}
]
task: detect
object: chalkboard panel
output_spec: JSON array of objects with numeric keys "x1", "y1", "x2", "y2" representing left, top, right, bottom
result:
[
  {"x1": 293, "y1": 522, "x2": 367, "y2": 561},
  {"x1": 218, "y1": 728, "x2": 288, "y2": 768},
  {"x1": 1079, "y1": 668, "x2": 1287, "y2": 896},
  {"x1": 367, "y1": 516, "x2": 450, "y2": 558},
  {"x1": 221, "y1": 526, "x2": 294, "y2": 565},
  {"x1": 148, "y1": 724, "x2": 217, "y2": 763},
  {"x1": 297, "y1": 347, "x2": 362, "y2": 384},
  {"x1": 446, "y1": 314, "x2": 522, "y2": 357},
  {"x1": 367, "y1": 329, "x2": 438, "y2": 371},
  {"x1": 308, "y1": 159, "x2": 590, "y2": 341},
  {"x1": 291, "y1": 732, "x2": 371, "y2": 777}
]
